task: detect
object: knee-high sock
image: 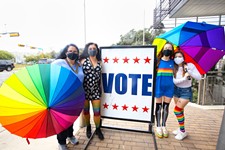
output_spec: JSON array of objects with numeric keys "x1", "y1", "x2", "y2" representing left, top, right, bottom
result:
[
  {"x1": 162, "y1": 102, "x2": 170, "y2": 127},
  {"x1": 92, "y1": 100, "x2": 101, "y2": 128},
  {"x1": 155, "y1": 103, "x2": 162, "y2": 127},
  {"x1": 83, "y1": 100, "x2": 90, "y2": 126},
  {"x1": 174, "y1": 106, "x2": 185, "y2": 132}
]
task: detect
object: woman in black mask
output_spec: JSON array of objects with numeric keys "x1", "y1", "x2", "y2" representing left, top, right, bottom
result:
[
  {"x1": 79, "y1": 42, "x2": 104, "y2": 140},
  {"x1": 52, "y1": 43, "x2": 84, "y2": 150},
  {"x1": 154, "y1": 42, "x2": 174, "y2": 138}
]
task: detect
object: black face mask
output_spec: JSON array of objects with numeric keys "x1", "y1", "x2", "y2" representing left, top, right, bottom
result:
[
  {"x1": 67, "y1": 52, "x2": 78, "y2": 60},
  {"x1": 163, "y1": 49, "x2": 172, "y2": 57}
]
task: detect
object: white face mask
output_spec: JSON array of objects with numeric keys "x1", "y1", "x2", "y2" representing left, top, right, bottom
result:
[{"x1": 174, "y1": 57, "x2": 184, "y2": 65}]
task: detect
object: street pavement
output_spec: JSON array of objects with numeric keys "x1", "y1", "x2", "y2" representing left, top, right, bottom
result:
[
  {"x1": 0, "y1": 101, "x2": 224, "y2": 150},
  {"x1": 0, "y1": 70, "x2": 224, "y2": 150}
]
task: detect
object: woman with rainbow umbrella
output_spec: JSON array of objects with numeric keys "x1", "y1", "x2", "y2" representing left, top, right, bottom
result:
[{"x1": 52, "y1": 43, "x2": 84, "y2": 150}]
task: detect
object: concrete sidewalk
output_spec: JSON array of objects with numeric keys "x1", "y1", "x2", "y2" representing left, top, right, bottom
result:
[{"x1": 0, "y1": 101, "x2": 224, "y2": 150}]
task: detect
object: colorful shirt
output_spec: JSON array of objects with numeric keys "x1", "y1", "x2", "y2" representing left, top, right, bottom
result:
[{"x1": 155, "y1": 59, "x2": 174, "y2": 98}]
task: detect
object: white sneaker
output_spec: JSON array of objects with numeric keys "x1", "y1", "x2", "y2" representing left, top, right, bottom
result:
[
  {"x1": 172, "y1": 128, "x2": 180, "y2": 135},
  {"x1": 155, "y1": 127, "x2": 163, "y2": 138},
  {"x1": 162, "y1": 126, "x2": 168, "y2": 138},
  {"x1": 67, "y1": 136, "x2": 79, "y2": 145},
  {"x1": 175, "y1": 131, "x2": 188, "y2": 140}
]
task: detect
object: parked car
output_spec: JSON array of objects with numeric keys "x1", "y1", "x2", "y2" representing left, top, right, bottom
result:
[{"x1": 0, "y1": 59, "x2": 15, "y2": 72}]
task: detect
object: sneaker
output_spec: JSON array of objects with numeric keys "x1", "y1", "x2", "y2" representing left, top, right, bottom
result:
[
  {"x1": 67, "y1": 136, "x2": 79, "y2": 145},
  {"x1": 155, "y1": 127, "x2": 163, "y2": 138},
  {"x1": 58, "y1": 144, "x2": 68, "y2": 150},
  {"x1": 175, "y1": 131, "x2": 188, "y2": 140},
  {"x1": 172, "y1": 128, "x2": 180, "y2": 135},
  {"x1": 162, "y1": 126, "x2": 168, "y2": 138}
]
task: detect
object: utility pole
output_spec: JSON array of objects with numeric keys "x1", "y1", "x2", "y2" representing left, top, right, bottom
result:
[
  {"x1": 143, "y1": 10, "x2": 145, "y2": 45},
  {"x1": 84, "y1": 0, "x2": 86, "y2": 45}
]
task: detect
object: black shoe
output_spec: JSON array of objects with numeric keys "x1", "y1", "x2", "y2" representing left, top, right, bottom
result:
[
  {"x1": 96, "y1": 128, "x2": 104, "y2": 140},
  {"x1": 86, "y1": 125, "x2": 92, "y2": 138}
]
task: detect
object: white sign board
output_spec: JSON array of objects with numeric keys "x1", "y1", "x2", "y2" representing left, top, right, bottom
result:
[{"x1": 100, "y1": 46, "x2": 156, "y2": 122}]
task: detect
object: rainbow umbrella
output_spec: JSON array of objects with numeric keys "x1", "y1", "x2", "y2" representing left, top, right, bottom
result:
[
  {"x1": 0, "y1": 64, "x2": 85, "y2": 139},
  {"x1": 153, "y1": 21, "x2": 225, "y2": 74}
]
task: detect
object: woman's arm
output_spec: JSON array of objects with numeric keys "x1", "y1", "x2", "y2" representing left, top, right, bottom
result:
[
  {"x1": 187, "y1": 63, "x2": 202, "y2": 81},
  {"x1": 173, "y1": 76, "x2": 187, "y2": 84}
]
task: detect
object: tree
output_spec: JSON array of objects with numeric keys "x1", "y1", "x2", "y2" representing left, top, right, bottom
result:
[
  {"x1": 0, "y1": 50, "x2": 15, "y2": 60},
  {"x1": 24, "y1": 51, "x2": 57, "y2": 63},
  {"x1": 116, "y1": 28, "x2": 165, "y2": 45}
]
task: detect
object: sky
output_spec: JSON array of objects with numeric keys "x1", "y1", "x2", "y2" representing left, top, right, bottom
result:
[{"x1": 0, "y1": 0, "x2": 156, "y2": 53}]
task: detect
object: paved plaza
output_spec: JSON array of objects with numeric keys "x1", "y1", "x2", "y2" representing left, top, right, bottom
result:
[{"x1": 0, "y1": 100, "x2": 224, "y2": 150}]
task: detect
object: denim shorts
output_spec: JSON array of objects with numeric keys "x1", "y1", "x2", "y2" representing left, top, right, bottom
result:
[{"x1": 173, "y1": 86, "x2": 193, "y2": 102}]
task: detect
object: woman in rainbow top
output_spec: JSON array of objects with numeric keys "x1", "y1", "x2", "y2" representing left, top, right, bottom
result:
[{"x1": 155, "y1": 42, "x2": 174, "y2": 138}]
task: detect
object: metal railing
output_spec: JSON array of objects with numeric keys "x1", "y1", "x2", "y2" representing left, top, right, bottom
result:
[{"x1": 197, "y1": 71, "x2": 225, "y2": 105}]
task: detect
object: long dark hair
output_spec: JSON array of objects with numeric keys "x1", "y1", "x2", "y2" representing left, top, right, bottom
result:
[
  {"x1": 79, "y1": 42, "x2": 101, "y2": 61},
  {"x1": 56, "y1": 43, "x2": 79, "y2": 59},
  {"x1": 173, "y1": 51, "x2": 187, "y2": 78},
  {"x1": 156, "y1": 42, "x2": 174, "y2": 69}
]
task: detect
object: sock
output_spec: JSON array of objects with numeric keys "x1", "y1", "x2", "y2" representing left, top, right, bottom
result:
[
  {"x1": 162, "y1": 102, "x2": 170, "y2": 126},
  {"x1": 155, "y1": 103, "x2": 162, "y2": 127},
  {"x1": 174, "y1": 105, "x2": 185, "y2": 132},
  {"x1": 83, "y1": 100, "x2": 90, "y2": 125},
  {"x1": 92, "y1": 100, "x2": 101, "y2": 128}
]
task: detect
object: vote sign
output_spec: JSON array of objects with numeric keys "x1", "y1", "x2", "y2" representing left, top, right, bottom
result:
[{"x1": 100, "y1": 46, "x2": 156, "y2": 122}]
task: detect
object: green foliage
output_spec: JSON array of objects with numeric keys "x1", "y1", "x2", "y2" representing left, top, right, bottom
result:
[
  {"x1": 192, "y1": 79, "x2": 199, "y2": 103},
  {"x1": 116, "y1": 28, "x2": 165, "y2": 45},
  {"x1": 0, "y1": 50, "x2": 15, "y2": 60},
  {"x1": 24, "y1": 51, "x2": 56, "y2": 63}
]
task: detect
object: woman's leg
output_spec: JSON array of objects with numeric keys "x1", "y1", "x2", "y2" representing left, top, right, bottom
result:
[
  {"x1": 161, "y1": 97, "x2": 172, "y2": 138},
  {"x1": 91, "y1": 99, "x2": 101, "y2": 128},
  {"x1": 155, "y1": 97, "x2": 163, "y2": 138},
  {"x1": 57, "y1": 129, "x2": 68, "y2": 145},
  {"x1": 173, "y1": 96, "x2": 179, "y2": 105},
  {"x1": 83, "y1": 100, "x2": 92, "y2": 138},
  {"x1": 155, "y1": 97, "x2": 163, "y2": 127},
  {"x1": 162, "y1": 96, "x2": 172, "y2": 127},
  {"x1": 91, "y1": 99, "x2": 104, "y2": 140},
  {"x1": 174, "y1": 98, "x2": 189, "y2": 133},
  {"x1": 83, "y1": 100, "x2": 90, "y2": 125},
  {"x1": 67, "y1": 124, "x2": 74, "y2": 137},
  {"x1": 66, "y1": 124, "x2": 79, "y2": 145}
]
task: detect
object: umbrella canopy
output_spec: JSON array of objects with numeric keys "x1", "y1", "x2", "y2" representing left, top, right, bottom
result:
[
  {"x1": 153, "y1": 21, "x2": 225, "y2": 74},
  {"x1": 0, "y1": 64, "x2": 85, "y2": 138}
]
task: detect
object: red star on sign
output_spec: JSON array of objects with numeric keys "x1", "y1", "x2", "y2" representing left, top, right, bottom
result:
[
  {"x1": 133, "y1": 57, "x2": 140, "y2": 63},
  {"x1": 123, "y1": 57, "x2": 129, "y2": 63},
  {"x1": 132, "y1": 105, "x2": 138, "y2": 112},
  {"x1": 112, "y1": 103, "x2": 119, "y2": 110},
  {"x1": 144, "y1": 57, "x2": 151, "y2": 64},
  {"x1": 103, "y1": 103, "x2": 109, "y2": 109},
  {"x1": 142, "y1": 106, "x2": 149, "y2": 112},
  {"x1": 122, "y1": 104, "x2": 128, "y2": 111},
  {"x1": 103, "y1": 57, "x2": 109, "y2": 63},
  {"x1": 113, "y1": 57, "x2": 119, "y2": 63}
]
